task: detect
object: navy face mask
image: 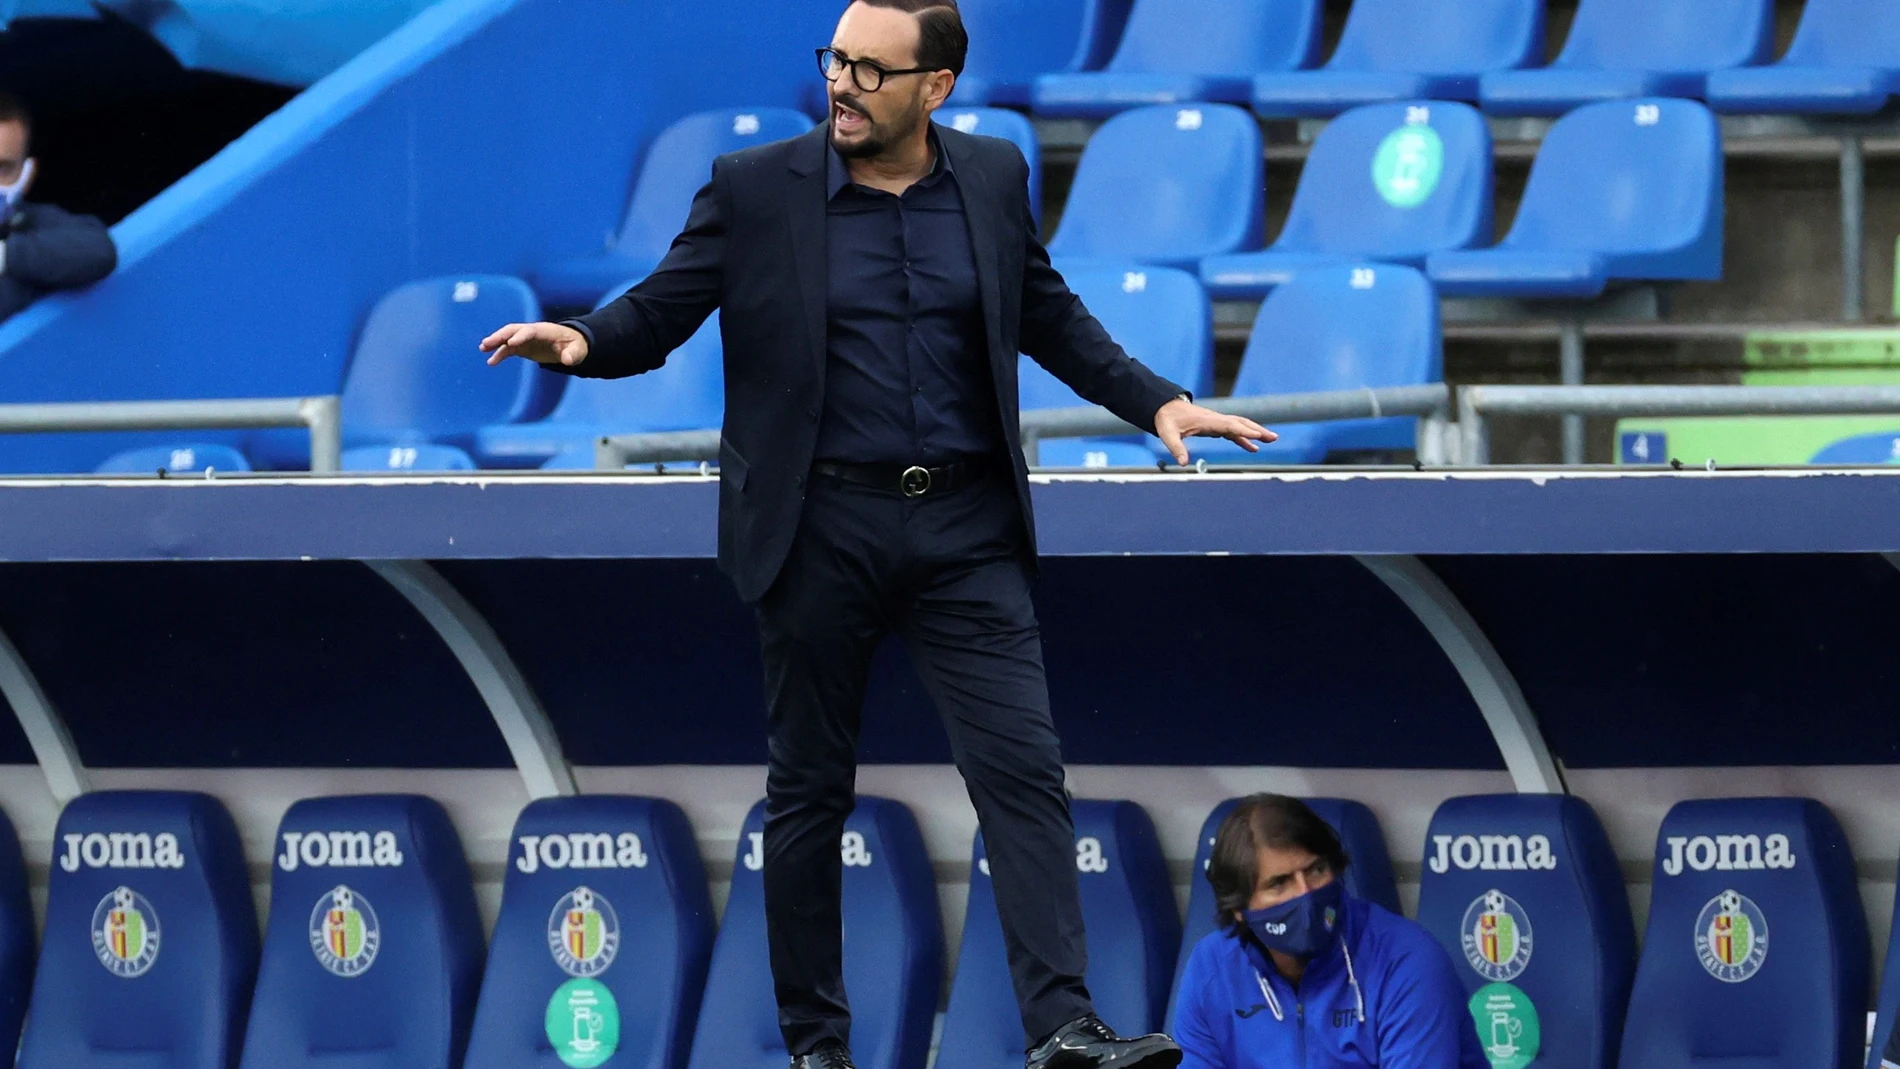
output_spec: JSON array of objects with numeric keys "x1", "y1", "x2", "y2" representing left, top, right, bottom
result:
[{"x1": 1242, "y1": 879, "x2": 1344, "y2": 959}]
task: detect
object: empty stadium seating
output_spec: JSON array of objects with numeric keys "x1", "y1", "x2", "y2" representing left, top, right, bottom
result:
[
  {"x1": 1415, "y1": 794, "x2": 1636, "y2": 1069},
  {"x1": 1617, "y1": 798, "x2": 1869, "y2": 1069},
  {"x1": 237, "y1": 794, "x2": 486, "y2": 1069},
  {"x1": 342, "y1": 443, "x2": 479, "y2": 472},
  {"x1": 1811, "y1": 431, "x2": 1900, "y2": 464},
  {"x1": 1200, "y1": 101, "x2": 1493, "y2": 299},
  {"x1": 18, "y1": 791, "x2": 258, "y2": 1069},
  {"x1": 533, "y1": 109, "x2": 812, "y2": 309},
  {"x1": 938, "y1": 800, "x2": 1178, "y2": 1067},
  {"x1": 1032, "y1": 0, "x2": 1323, "y2": 117},
  {"x1": 934, "y1": 107, "x2": 1042, "y2": 222},
  {"x1": 946, "y1": 0, "x2": 1128, "y2": 107},
  {"x1": 1191, "y1": 264, "x2": 1442, "y2": 463},
  {"x1": 1047, "y1": 104, "x2": 1264, "y2": 269},
  {"x1": 465, "y1": 796, "x2": 714, "y2": 1069},
  {"x1": 1173, "y1": 796, "x2": 1401, "y2": 1002},
  {"x1": 1481, "y1": 0, "x2": 1775, "y2": 116},
  {"x1": 1251, "y1": 0, "x2": 1543, "y2": 117},
  {"x1": 686, "y1": 797, "x2": 940, "y2": 1069},
  {"x1": 1428, "y1": 99, "x2": 1724, "y2": 299},
  {"x1": 475, "y1": 309, "x2": 723, "y2": 469},
  {"x1": 96, "y1": 443, "x2": 253, "y2": 474},
  {"x1": 1705, "y1": 0, "x2": 1900, "y2": 115}
]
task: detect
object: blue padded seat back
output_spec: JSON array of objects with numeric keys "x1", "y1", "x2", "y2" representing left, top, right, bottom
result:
[
  {"x1": 934, "y1": 108, "x2": 1042, "y2": 222},
  {"x1": 1048, "y1": 104, "x2": 1264, "y2": 268},
  {"x1": 1779, "y1": 0, "x2": 1900, "y2": 68},
  {"x1": 948, "y1": 0, "x2": 1127, "y2": 105},
  {"x1": 238, "y1": 794, "x2": 485, "y2": 1069},
  {"x1": 96, "y1": 443, "x2": 253, "y2": 474},
  {"x1": 939, "y1": 800, "x2": 1179, "y2": 1069},
  {"x1": 1108, "y1": 0, "x2": 1321, "y2": 77},
  {"x1": 544, "y1": 308, "x2": 724, "y2": 433},
  {"x1": 1550, "y1": 0, "x2": 1773, "y2": 73},
  {"x1": 1502, "y1": 99, "x2": 1722, "y2": 274},
  {"x1": 1276, "y1": 102, "x2": 1492, "y2": 260},
  {"x1": 1811, "y1": 432, "x2": 1900, "y2": 465},
  {"x1": 340, "y1": 444, "x2": 477, "y2": 471},
  {"x1": 1618, "y1": 798, "x2": 1869, "y2": 1069},
  {"x1": 685, "y1": 797, "x2": 941, "y2": 1069},
  {"x1": 1019, "y1": 263, "x2": 1213, "y2": 410},
  {"x1": 1237, "y1": 265, "x2": 1440, "y2": 396},
  {"x1": 19, "y1": 790, "x2": 258, "y2": 1069},
  {"x1": 1415, "y1": 795, "x2": 1636, "y2": 1069},
  {"x1": 616, "y1": 110, "x2": 812, "y2": 259},
  {"x1": 1323, "y1": 0, "x2": 1542, "y2": 75},
  {"x1": 464, "y1": 796, "x2": 714, "y2": 1069},
  {"x1": 341, "y1": 275, "x2": 558, "y2": 446}
]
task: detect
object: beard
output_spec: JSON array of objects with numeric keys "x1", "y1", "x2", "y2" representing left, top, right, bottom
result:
[{"x1": 829, "y1": 94, "x2": 924, "y2": 160}]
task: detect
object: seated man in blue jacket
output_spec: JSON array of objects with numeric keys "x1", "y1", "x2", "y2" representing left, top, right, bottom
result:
[
  {"x1": 0, "y1": 91, "x2": 116, "y2": 323},
  {"x1": 1173, "y1": 795, "x2": 1486, "y2": 1069}
]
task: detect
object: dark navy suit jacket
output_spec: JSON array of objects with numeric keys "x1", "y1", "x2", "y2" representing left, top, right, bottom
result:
[
  {"x1": 0, "y1": 203, "x2": 117, "y2": 323},
  {"x1": 567, "y1": 123, "x2": 1183, "y2": 603}
]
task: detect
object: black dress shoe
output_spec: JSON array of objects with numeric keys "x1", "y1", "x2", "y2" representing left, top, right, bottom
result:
[
  {"x1": 1025, "y1": 1014, "x2": 1183, "y2": 1069},
  {"x1": 790, "y1": 1039, "x2": 857, "y2": 1069}
]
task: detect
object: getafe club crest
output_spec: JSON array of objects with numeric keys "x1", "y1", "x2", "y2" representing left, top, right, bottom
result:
[
  {"x1": 1461, "y1": 889, "x2": 1533, "y2": 982},
  {"x1": 1696, "y1": 890, "x2": 1768, "y2": 982},
  {"x1": 309, "y1": 884, "x2": 381, "y2": 977},
  {"x1": 91, "y1": 886, "x2": 161, "y2": 978},
  {"x1": 548, "y1": 887, "x2": 621, "y2": 978}
]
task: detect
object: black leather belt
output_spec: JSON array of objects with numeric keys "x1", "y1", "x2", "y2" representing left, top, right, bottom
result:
[{"x1": 812, "y1": 458, "x2": 989, "y2": 497}]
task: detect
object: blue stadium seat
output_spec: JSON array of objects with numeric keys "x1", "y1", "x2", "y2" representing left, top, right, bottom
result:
[
  {"x1": 1200, "y1": 101, "x2": 1493, "y2": 299},
  {"x1": 465, "y1": 796, "x2": 714, "y2": 1069},
  {"x1": 238, "y1": 794, "x2": 485, "y2": 1069},
  {"x1": 1172, "y1": 797, "x2": 1400, "y2": 1009},
  {"x1": 1415, "y1": 794, "x2": 1636, "y2": 1069},
  {"x1": 18, "y1": 791, "x2": 257, "y2": 1069},
  {"x1": 1251, "y1": 0, "x2": 1543, "y2": 118},
  {"x1": 1021, "y1": 261, "x2": 1212, "y2": 466},
  {"x1": 934, "y1": 107, "x2": 1042, "y2": 223},
  {"x1": 1618, "y1": 798, "x2": 1869, "y2": 1069},
  {"x1": 1427, "y1": 99, "x2": 1723, "y2": 299},
  {"x1": 1811, "y1": 432, "x2": 1900, "y2": 464},
  {"x1": 1046, "y1": 105, "x2": 1265, "y2": 269},
  {"x1": 1481, "y1": 0, "x2": 1775, "y2": 116},
  {"x1": 686, "y1": 797, "x2": 940, "y2": 1069},
  {"x1": 475, "y1": 308, "x2": 723, "y2": 469},
  {"x1": 938, "y1": 800, "x2": 1179, "y2": 1068},
  {"x1": 1032, "y1": 0, "x2": 1323, "y2": 118},
  {"x1": 1192, "y1": 264, "x2": 1442, "y2": 463},
  {"x1": 533, "y1": 109, "x2": 812, "y2": 307},
  {"x1": 947, "y1": 0, "x2": 1130, "y2": 107},
  {"x1": 341, "y1": 443, "x2": 478, "y2": 471},
  {"x1": 96, "y1": 443, "x2": 253, "y2": 474},
  {"x1": 1706, "y1": 0, "x2": 1900, "y2": 116}
]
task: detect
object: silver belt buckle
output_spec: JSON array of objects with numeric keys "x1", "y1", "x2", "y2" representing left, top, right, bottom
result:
[{"x1": 900, "y1": 465, "x2": 932, "y2": 497}]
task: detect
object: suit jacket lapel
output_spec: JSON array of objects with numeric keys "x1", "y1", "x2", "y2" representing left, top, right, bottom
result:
[
  {"x1": 948, "y1": 137, "x2": 1008, "y2": 373},
  {"x1": 786, "y1": 127, "x2": 830, "y2": 381}
]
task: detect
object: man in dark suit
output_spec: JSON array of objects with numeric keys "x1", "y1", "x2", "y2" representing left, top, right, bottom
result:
[{"x1": 483, "y1": 3, "x2": 1273, "y2": 1066}]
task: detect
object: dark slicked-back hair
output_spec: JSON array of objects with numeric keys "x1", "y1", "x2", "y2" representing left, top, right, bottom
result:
[
  {"x1": 853, "y1": 0, "x2": 967, "y2": 76},
  {"x1": 1206, "y1": 794, "x2": 1351, "y2": 934},
  {"x1": 0, "y1": 91, "x2": 29, "y2": 148}
]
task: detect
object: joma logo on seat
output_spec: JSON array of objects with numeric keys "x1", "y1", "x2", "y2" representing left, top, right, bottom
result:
[
  {"x1": 1427, "y1": 834, "x2": 1557, "y2": 873},
  {"x1": 1661, "y1": 834, "x2": 1795, "y2": 875}
]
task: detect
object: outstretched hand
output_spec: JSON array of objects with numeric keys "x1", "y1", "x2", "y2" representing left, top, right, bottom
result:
[
  {"x1": 1154, "y1": 397, "x2": 1277, "y2": 465},
  {"x1": 480, "y1": 322, "x2": 590, "y2": 368}
]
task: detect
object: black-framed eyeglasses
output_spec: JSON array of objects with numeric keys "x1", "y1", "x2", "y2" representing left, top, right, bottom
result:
[{"x1": 816, "y1": 47, "x2": 937, "y2": 93}]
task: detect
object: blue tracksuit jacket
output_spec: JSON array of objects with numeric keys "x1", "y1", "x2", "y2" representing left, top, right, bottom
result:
[{"x1": 1171, "y1": 893, "x2": 1487, "y2": 1069}]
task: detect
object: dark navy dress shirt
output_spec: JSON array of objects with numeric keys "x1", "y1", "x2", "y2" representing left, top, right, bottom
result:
[{"x1": 817, "y1": 130, "x2": 1000, "y2": 464}]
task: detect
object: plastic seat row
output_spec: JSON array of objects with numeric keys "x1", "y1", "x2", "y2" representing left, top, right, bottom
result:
[{"x1": 949, "y1": 0, "x2": 1899, "y2": 119}]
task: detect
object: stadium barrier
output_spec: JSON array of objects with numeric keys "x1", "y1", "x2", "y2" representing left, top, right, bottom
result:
[{"x1": 0, "y1": 397, "x2": 342, "y2": 473}]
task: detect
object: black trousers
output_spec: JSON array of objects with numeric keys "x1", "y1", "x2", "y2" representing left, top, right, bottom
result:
[{"x1": 755, "y1": 467, "x2": 1093, "y2": 1056}]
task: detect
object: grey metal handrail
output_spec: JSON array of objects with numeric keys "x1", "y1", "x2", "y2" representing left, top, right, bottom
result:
[
  {"x1": 0, "y1": 396, "x2": 342, "y2": 472},
  {"x1": 1458, "y1": 384, "x2": 1900, "y2": 466},
  {"x1": 594, "y1": 384, "x2": 1456, "y2": 469}
]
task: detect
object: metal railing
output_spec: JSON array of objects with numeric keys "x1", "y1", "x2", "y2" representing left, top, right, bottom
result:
[
  {"x1": 0, "y1": 396, "x2": 342, "y2": 473},
  {"x1": 1458, "y1": 384, "x2": 1900, "y2": 466}
]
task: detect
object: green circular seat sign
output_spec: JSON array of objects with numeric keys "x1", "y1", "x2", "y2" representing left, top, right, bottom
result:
[
  {"x1": 547, "y1": 977, "x2": 620, "y2": 1068},
  {"x1": 1371, "y1": 125, "x2": 1444, "y2": 208},
  {"x1": 1469, "y1": 982, "x2": 1540, "y2": 1069}
]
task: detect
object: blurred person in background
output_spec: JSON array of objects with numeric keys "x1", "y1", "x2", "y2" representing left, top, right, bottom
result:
[
  {"x1": 1173, "y1": 795, "x2": 1486, "y2": 1069},
  {"x1": 0, "y1": 91, "x2": 116, "y2": 324}
]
